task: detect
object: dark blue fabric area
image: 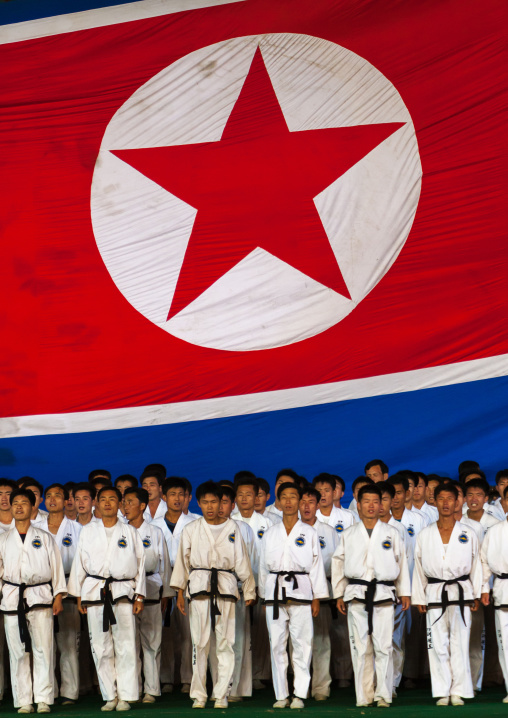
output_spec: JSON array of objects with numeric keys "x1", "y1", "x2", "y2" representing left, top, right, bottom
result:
[{"x1": 0, "y1": 0, "x2": 142, "y2": 26}]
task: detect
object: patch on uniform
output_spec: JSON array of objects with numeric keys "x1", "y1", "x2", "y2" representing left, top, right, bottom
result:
[
  {"x1": 257, "y1": 529, "x2": 265, "y2": 539},
  {"x1": 118, "y1": 537, "x2": 128, "y2": 548},
  {"x1": 228, "y1": 532, "x2": 235, "y2": 543},
  {"x1": 334, "y1": 522, "x2": 344, "y2": 533},
  {"x1": 32, "y1": 538, "x2": 42, "y2": 549},
  {"x1": 62, "y1": 535, "x2": 73, "y2": 547},
  {"x1": 382, "y1": 539, "x2": 392, "y2": 550},
  {"x1": 407, "y1": 525, "x2": 415, "y2": 537},
  {"x1": 458, "y1": 532, "x2": 469, "y2": 544},
  {"x1": 295, "y1": 536, "x2": 305, "y2": 547},
  {"x1": 319, "y1": 537, "x2": 326, "y2": 549},
  {"x1": 142, "y1": 537, "x2": 151, "y2": 548}
]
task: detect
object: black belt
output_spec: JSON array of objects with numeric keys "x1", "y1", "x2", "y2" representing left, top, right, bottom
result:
[
  {"x1": 269, "y1": 571, "x2": 308, "y2": 620},
  {"x1": 3, "y1": 579, "x2": 52, "y2": 652},
  {"x1": 494, "y1": 573, "x2": 508, "y2": 581},
  {"x1": 190, "y1": 567, "x2": 235, "y2": 631},
  {"x1": 86, "y1": 574, "x2": 136, "y2": 631},
  {"x1": 427, "y1": 574, "x2": 470, "y2": 624},
  {"x1": 348, "y1": 578, "x2": 395, "y2": 635}
]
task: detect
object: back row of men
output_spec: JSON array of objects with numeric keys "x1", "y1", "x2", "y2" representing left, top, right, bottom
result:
[{"x1": 0, "y1": 460, "x2": 507, "y2": 712}]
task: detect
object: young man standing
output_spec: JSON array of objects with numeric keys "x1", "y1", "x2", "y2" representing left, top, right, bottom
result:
[
  {"x1": 141, "y1": 470, "x2": 167, "y2": 523},
  {"x1": 490, "y1": 470, "x2": 508, "y2": 521},
  {"x1": 171, "y1": 481, "x2": 255, "y2": 709},
  {"x1": 412, "y1": 483, "x2": 482, "y2": 706},
  {"x1": 332, "y1": 484, "x2": 410, "y2": 708},
  {"x1": 348, "y1": 476, "x2": 375, "y2": 516},
  {"x1": 299, "y1": 487, "x2": 339, "y2": 701},
  {"x1": 313, "y1": 474, "x2": 356, "y2": 535},
  {"x1": 0, "y1": 488, "x2": 66, "y2": 714},
  {"x1": 234, "y1": 477, "x2": 274, "y2": 548},
  {"x1": 74, "y1": 483, "x2": 97, "y2": 526},
  {"x1": 254, "y1": 478, "x2": 280, "y2": 522},
  {"x1": 123, "y1": 487, "x2": 172, "y2": 704},
  {"x1": 40, "y1": 484, "x2": 82, "y2": 705},
  {"x1": 20, "y1": 479, "x2": 48, "y2": 525},
  {"x1": 411, "y1": 474, "x2": 439, "y2": 523},
  {"x1": 114, "y1": 475, "x2": 138, "y2": 523},
  {"x1": 0, "y1": 478, "x2": 16, "y2": 530},
  {"x1": 265, "y1": 470, "x2": 299, "y2": 521},
  {"x1": 425, "y1": 475, "x2": 443, "y2": 508},
  {"x1": 90, "y1": 477, "x2": 112, "y2": 521},
  {"x1": 64, "y1": 483, "x2": 77, "y2": 521},
  {"x1": 68, "y1": 486, "x2": 146, "y2": 712},
  {"x1": 259, "y1": 482, "x2": 328, "y2": 709}
]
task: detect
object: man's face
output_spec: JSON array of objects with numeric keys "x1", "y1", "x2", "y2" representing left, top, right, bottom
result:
[
  {"x1": 465, "y1": 487, "x2": 487, "y2": 512},
  {"x1": 436, "y1": 490, "x2": 457, "y2": 517},
  {"x1": 496, "y1": 476, "x2": 508, "y2": 498},
  {"x1": 359, "y1": 492, "x2": 381, "y2": 520},
  {"x1": 218, "y1": 496, "x2": 234, "y2": 520},
  {"x1": 183, "y1": 490, "x2": 192, "y2": 512},
  {"x1": 426, "y1": 480, "x2": 440, "y2": 506},
  {"x1": 299, "y1": 493, "x2": 318, "y2": 522},
  {"x1": 391, "y1": 484, "x2": 408, "y2": 511},
  {"x1": 275, "y1": 475, "x2": 295, "y2": 496},
  {"x1": 141, "y1": 476, "x2": 162, "y2": 502},
  {"x1": 116, "y1": 480, "x2": 134, "y2": 497},
  {"x1": 12, "y1": 495, "x2": 33, "y2": 521},
  {"x1": 333, "y1": 482, "x2": 344, "y2": 503},
  {"x1": 98, "y1": 489, "x2": 120, "y2": 518},
  {"x1": 379, "y1": 492, "x2": 392, "y2": 519},
  {"x1": 123, "y1": 493, "x2": 145, "y2": 522},
  {"x1": 254, "y1": 488, "x2": 269, "y2": 512},
  {"x1": 406, "y1": 478, "x2": 415, "y2": 502},
  {"x1": 236, "y1": 485, "x2": 256, "y2": 513},
  {"x1": 455, "y1": 487, "x2": 464, "y2": 513},
  {"x1": 198, "y1": 493, "x2": 220, "y2": 521},
  {"x1": 164, "y1": 487, "x2": 185, "y2": 513},
  {"x1": 25, "y1": 485, "x2": 42, "y2": 510},
  {"x1": 75, "y1": 490, "x2": 93, "y2": 515},
  {"x1": 412, "y1": 477, "x2": 426, "y2": 503},
  {"x1": 0, "y1": 485, "x2": 13, "y2": 513},
  {"x1": 45, "y1": 487, "x2": 65, "y2": 514},
  {"x1": 65, "y1": 490, "x2": 75, "y2": 513},
  {"x1": 365, "y1": 465, "x2": 387, "y2": 483},
  {"x1": 314, "y1": 481, "x2": 334, "y2": 510},
  {"x1": 353, "y1": 481, "x2": 369, "y2": 501},
  {"x1": 279, "y1": 487, "x2": 300, "y2": 517}
]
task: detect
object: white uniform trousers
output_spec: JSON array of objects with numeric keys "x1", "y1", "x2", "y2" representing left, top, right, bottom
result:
[
  {"x1": 392, "y1": 603, "x2": 408, "y2": 688},
  {"x1": 5, "y1": 608, "x2": 55, "y2": 707},
  {"x1": 0, "y1": 613, "x2": 5, "y2": 700},
  {"x1": 87, "y1": 601, "x2": 138, "y2": 702},
  {"x1": 209, "y1": 595, "x2": 251, "y2": 697},
  {"x1": 347, "y1": 601, "x2": 394, "y2": 705},
  {"x1": 426, "y1": 605, "x2": 474, "y2": 698},
  {"x1": 189, "y1": 597, "x2": 236, "y2": 702},
  {"x1": 495, "y1": 608, "x2": 508, "y2": 692},
  {"x1": 469, "y1": 604, "x2": 484, "y2": 690},
  {"x1": 55, "y1": 601, "x2": 80, "y2": 700},
  {"x1": 252, "y1": 603, "x2": 271, "y2": 681},
  {"x1": 311, "y1": 603, "x2": 332, "y2": 697},
  {"x1": 266, "y1": 603, "x2": 313, "y2": 701},
  {"x1": 330, "y1": 610, "x2": 353, "y2": 681},
  {"x1": 161, "y1": 600, "x2": 193, "y2": 686},
  {"x1": 135, "y1": 603, "x2": 163, "y2": 697}
]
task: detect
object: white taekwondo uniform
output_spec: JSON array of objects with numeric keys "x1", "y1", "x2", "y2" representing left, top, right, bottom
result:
[
  {"x1": 259, "y1": 519, "x2": 328, "y2": 701},
  {"x1": 311, "y1": 520, "x2": 339, "y2": 698},
  {"x1": 143, "y1": 499, "x2": 167, "y2": 524},
  {"x1": 0, "y1": 525, "x2": 5, "y2": 702},
  {"x1": 0, "y1": 525, "x2": 66, "y2": 708},
  {"x1": 39, "y1": 516, "x2": 82, "y2": 701},
  {"x1": 387, "y1": 515, "x2": 413, "y2": 689},
  {"x1": 134, "y1": 520, "x2": 173, "y2": 697},
  {"x1": 481, "y1": 519, "x2": 508, "y2": 694},
  {"x1": 414, "y1": 502, "x2": 438, "y2": 524},
  {"x1": 67, "y1": 520, "x2": 146, "y2": 703},
  {"x1": 152, "y1": 511, "x2": 196, "y2": 687},
  {"x1": 332, "y1": 520, "x2": 410, "y2": 706},
  {"x1": 170, "y1": 517, "x2": 255, "y2": 703},
  {"x1": 316, "y1": 505, "x2": 357, "y2": 534},
  {"x1": 412, "y1": 521, "x2": 482, "y2": 699}
]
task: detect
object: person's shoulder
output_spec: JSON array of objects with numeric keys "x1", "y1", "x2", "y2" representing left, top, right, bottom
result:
[{"x1": 315, "y1": 519, "x2": 336, "y2": 539}]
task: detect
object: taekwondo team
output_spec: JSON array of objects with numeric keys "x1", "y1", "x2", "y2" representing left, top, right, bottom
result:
[{"x1": 0, "y1": 461, "x2": 507, "y2": 712}]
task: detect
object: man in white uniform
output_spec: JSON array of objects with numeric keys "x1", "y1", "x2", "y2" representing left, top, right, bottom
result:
[
  {"x1": 0, "y1": 488, "x2": 66, "y2": 714},
  {"x1": 347, "y1": 476, "x2": 375, "y2": 516},
  {"x1": 124, "y1": 487, "x2": 172, "y2": 703},
  {"x1": 141, "y1": 470, "x2": 167, "y2": 524},
  {"x1": 68, "y1": 486, "x2": 146, "y2": 712},
  {"x1": 412, "y1": 483, "x2": 483, "y2": 705},
  {"x1": 265, "y1": 470, "x2": 299, "y2": 522},
  {"x1": 412, "y1": 474, "x2": 439, "y2": 523},
  {"x1": 299, "y1": 486, "x2": 338, "y2": 701},
  {"x1": 74, "y1": 483, "x2": 98, "y2": 527},
  {"x1": 0, "y1": 478, "x2": 16, "y2": 703},
  {"x1": 332, "y1": 484, "x2": 410, "y2": 707},
  {"x1": 489, "y1": 470, "x2": 508, "y2": 521},
  {"x1": 171, "y1": 481, "x2": 256, "y2": 709},
  {"x1": 40, "y1": 484, "x2": 82, "y2": 704},
  {"x1": 20, "y1": 479, "x2": 48, "y2": 526},
  {"x1": 259, "y1": 482, "x2": 328, "y2": 709}
]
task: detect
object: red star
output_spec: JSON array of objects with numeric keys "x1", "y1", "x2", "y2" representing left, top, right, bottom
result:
[{"x1": 113, "y1": 48, "x2": 404, "y2": 319}]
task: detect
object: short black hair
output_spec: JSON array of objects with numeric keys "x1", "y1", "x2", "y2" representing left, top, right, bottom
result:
[
  {"x1": 44, "y1": 483, "x2": 69, "y2": 500},
  {"x1": 73, "y1": 482, "x2": 96, "y2": 500},
  {"x1": 330, "y1": 474, "x2": 346, "y2": 491},
  {"x1": 434, "y1": 483, "x2": 458, "y2": 501},
  {"x1": 358, "y1": 484, "x2": 382, "y2": 501},
  {"x1": 458, "y1": 460, "x2": 480, "y2": 476},
  {"x1": 414, "y1": 472, "x2": 428, "y2": 486},
  {"x1": 276, "y1": 468, "x2": 299, "y2": 482},
  {"x1": 10, "y1": 488, "x2": 36, "y2": 507},
  {"x1": 233, "y1": 470, "x2": 257, "y2": 484},
  {"x1": 459, "y1": 469, "x2": 486, "y2": 484},
  {"x1": 143, "y1": 463, "x2": 167, "y2": 480},
  {"x1": 64, "y1": 481, "x2": 76, "y2": 494},
  {"x1": 88, "y1": 469, "x2": 111, "y2": 481},
  {"x1": 140, "y1": 470, "x2": 163, "y2": 486},
  {"x1": 301, "y1": 486, "x2": 321, "y2": 503},
  {"x1": 123, "y1": 486, "x2": 149, "y2": 507},
  {"x1": 377, "y1": 481, "x2": 395, "y2": 499},
  {"x1": 256, "y1": 478, "x2": 270, "y2": 495},
  {"x1": 312, "y1": 473, "x2": 336, "y2": 491},
  {"x1": 446, "y1": 479, "x2": 463, "y2": 495},
  {"x1": 464, "y1": 478, "x2": 490, "y2": 496},
  {"x1": 495, "y1": 469, "x2": 508, "y2": 484},
  {"x1": 97, "y1": 486, "x2": 122, "y2": 502},
  {"x1": 0, "y1": 478, "x2": 18, "y2": 491},
  {"x1": 162, "y1": 477, "x2": 187, "y2": 495},
  {"x1": 219, "y1": 486, "x2": 236, "y2": 503},
  {"x1": 20, "y1": 477, "x2": 43, "y2": 495},
  {"x1": 364, "y1": 459, "x2": 389, "y2": 475},
  {"x1": 387, "y1": 473, "x2": 409, "y2": 492},
  {"x1": 182, "y1": 478, "x2": 193, "y2": 494},
  {"x1": 277, "y1": 481, "x2": 303, "y2": 500},
  {"x1": 235, "y1": 476, "x2": 259, "y2": 494},
  {"x1": 115, "y1": 474, "x2": 138, "y2": 488},
  {"x1": 426, "y1": 474, "x2": 444, "y2": 485},
  {"x1": 91, "y1": 476, "x2": 112, "y2": 489},
  {"x1": 217, "y1": 479, "x2": 235, "y2": 489},
  {"x1": 352, "y1": 476, "x2": 374, "y2": 491},
  {"x1": 196, "y1": 481, "x2": 221, "y2": 502}
]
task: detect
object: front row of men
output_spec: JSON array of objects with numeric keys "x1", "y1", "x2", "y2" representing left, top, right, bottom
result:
[{"x1": 0, "y1": 478, "x2": 507, "y2": 711}]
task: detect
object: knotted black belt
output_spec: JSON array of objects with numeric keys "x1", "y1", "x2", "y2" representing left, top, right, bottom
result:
[
  {"x1": 427, "y1": 574, "x2": 470, "y2": 624},
  {"x1": 86, "y1": 574, "x2": 136, "y2": 631},
  {"x1": 3, "y1": 579, "x2": 52, "y2": 652},
  {"x1": 269, "y1": 571, "x2": 308, "y2": 620},
  {"x1": 190, "y1": 567, "x2": 235, "y2": 631},
  {"x1": 494, "y1": 573, "x2": 508, "y2": 581},
  {"x1": 348, "y1": 578, "x2": 395, "y2": 635}
]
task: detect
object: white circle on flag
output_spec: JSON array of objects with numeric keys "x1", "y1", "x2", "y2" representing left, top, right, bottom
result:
[{"x1": 91, "y1": 33, "x2": 422, "y2": 351}]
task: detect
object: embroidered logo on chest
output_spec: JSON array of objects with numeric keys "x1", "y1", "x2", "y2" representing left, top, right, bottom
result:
[
  {"x1": 319, "y1": 537, "x2": 326, "y2": 549},
  {"x1": 257, "y1": 529, "x2": 265, "y2": 539},
  {"x1": 142, "y1": 537, "x2": 151, "y2": 548},
  {"x1": 458, "y1": 532, "x2": 469, "y2": 544},
  {"x1": 382, "y1": 538, "x2": 392, "y2": 550},
  {"x1": 118, "y1": 537, "x2": 128, "y2": 549},
  {"x1": 295, "y1": 536, "x2": 306, "y2": 547},
  {"x1": 62, "y1": 535, "x2": 73, "y2": 547},
  {"x1": 32, "y1": 538, "x2": 42, "y2": 549},
  {"x1": 334, "y1": 522, "x2": 344, "y2": 533},
  {"x1": 228, "y1": 532, "x2": 235, "y2": 543},
  {"x1": 407, "y1": 525, "x2": 415, "y2": 537}
]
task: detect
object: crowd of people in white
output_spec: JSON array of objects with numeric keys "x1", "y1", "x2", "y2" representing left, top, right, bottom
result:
[{"x1": 0, "y1": 460, "x2": 507, "y2": 712}]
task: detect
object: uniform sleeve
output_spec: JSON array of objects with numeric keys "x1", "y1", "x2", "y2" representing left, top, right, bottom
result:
[
  {"x1": 234, "y1": 528, "x2": 256, "y2": 601},
  {"x1": 160, "y1": 533, "x2": 175, "y2": 598},
  {"x1": 257, "y1": 533, "x2": 268, "y2": 600},
  {"x1": 469, "y1": 531, "x2": 482, "y2": 599},
  {"x1": 0, "y1": 535, "x2": 5, "y2": 592},
  {"x1": 67, "y1": 531, "x2": 87, "y2": 598},
  {"x1": 248, "y1": 535, "x2": 259, "y2": 585},
  {"x1": 309, "y1": 530, "x2": 329, "y2": 599},
  {"x1": 411, "y1": 534, "x2": 427, "y2": 606},
  {"x1": 48, "y1": 534, "x2": 67, "y2": 597},
  {"x1": 394, "y1": 530, "x2": 411, "y2": 597},
  {"x1": 331, "y1": 535, "x2": 347, "y2": 599},
  {"x1": 170, "y1": 525, "x2": 191, "y2": 591},
  {"x1": 131, "y1": 529, "x2": 146, "y2": 598},
  {"x1": 480, "y1": 530, "x2": 492, "y2": 593}
]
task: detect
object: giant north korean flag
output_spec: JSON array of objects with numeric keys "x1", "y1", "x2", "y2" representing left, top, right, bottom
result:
[{"x1": 0, "y1": 0, "x2": 507, "y2": 491}]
